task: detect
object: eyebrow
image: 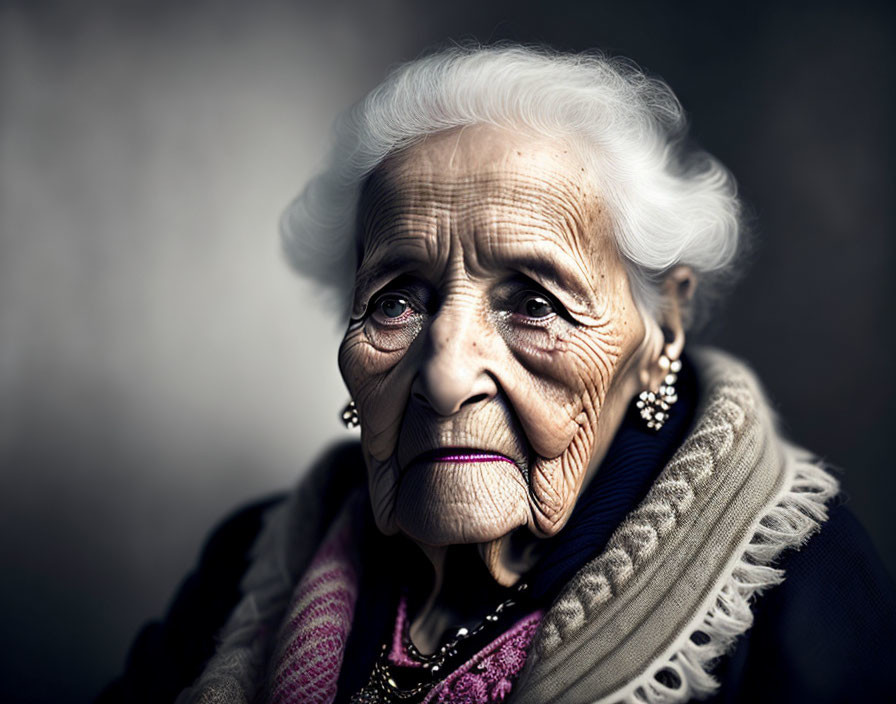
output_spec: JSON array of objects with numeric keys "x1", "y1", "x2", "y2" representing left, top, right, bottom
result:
[
  {"x1": 353, "y1": 249, "x2": 422, "y2": 298},
  {"x1": 356, "y1": 239, "x2": 599, "y2": 310},
  {"x1": 499, "y1": 250, "x2": 595, "y2": 309}
]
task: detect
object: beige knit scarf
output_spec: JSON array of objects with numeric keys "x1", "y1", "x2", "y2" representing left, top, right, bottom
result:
[{"x1": 178, "y1": 348, "x2": 838, "y2": 704}]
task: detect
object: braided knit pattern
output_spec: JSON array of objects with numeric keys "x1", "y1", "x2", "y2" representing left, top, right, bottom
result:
[
  {"x1": 536, "y1": 360, "x2": 756, "y2": 653},
  {"x1": 594, "y1": 452, "x2": 837, "y2": 704},
  {"x1": 515, "y1": 349, "x2": 839, "y2": 704}
]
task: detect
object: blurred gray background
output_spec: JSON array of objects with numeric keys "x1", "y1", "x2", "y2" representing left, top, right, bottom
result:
[{"x1": 1, "y1": 1, "x2": 893, "y2": 701}]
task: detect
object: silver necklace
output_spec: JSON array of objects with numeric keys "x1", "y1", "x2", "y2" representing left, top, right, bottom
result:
[{"x1": 351, "y1": 582, "x2": 530, "y2": 703}]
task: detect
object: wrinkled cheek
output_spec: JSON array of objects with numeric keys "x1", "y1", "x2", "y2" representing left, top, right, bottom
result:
[
  {"x1": 338, "y1": 331, "x2": 396, "y2": 392},
  {"x1": 524, "y1": 357, "x2": 610, "y2": 535},
  {"x1": 512, "y1": 334, "x2": 615, "y2": 459},
  {"x1": 339, "y1": 335, "x2": 410, "y2": 460},
  {"x1": 528, "y1": 422, "x2": 597, "y2": 535},
  {"x1": 339, "y1": 333, "x2": 415, "y2": 533},
  {"x1": 525, "y1": 326, "x2": 636, "y2": 536}
]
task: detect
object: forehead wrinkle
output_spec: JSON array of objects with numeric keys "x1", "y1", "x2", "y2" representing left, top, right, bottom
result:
[
  {"x1": 359, "y1": 141, "x2": 610, "y2": 302},
  {"x1": 367, "y1": 171, "x2": 586, "y2": 228}
]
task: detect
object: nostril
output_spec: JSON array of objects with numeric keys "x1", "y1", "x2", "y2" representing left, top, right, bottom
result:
[{"x1": 461, "y1": 393, "x2": 489, "y2": 407}]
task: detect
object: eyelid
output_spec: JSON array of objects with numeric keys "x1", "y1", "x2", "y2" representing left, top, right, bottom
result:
[
  {"x1": 371, "y1": 289, "x2": 424, "y2": 314},
  {"x1": 367, "y1": 277, "x2": 433, "y2": 318},
  {"x1": 499, "y1": 278, "x2": 575, "y2": 324}
]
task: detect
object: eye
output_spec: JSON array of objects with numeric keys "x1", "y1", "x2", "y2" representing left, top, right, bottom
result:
[
  {"x1": 368, "y1": 287, "x2": 425, "y2": 327},
  {"x1": 515, "y1": 293, "x2": 556, "y2": 320},
  {"x1": 376, "y1": 294, "x2": 409, "y2": 319}
]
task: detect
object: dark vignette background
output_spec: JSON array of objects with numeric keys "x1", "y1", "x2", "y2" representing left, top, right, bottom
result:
[{"x1": 1, "y1": 1, "x2": 893, "y2": 702}]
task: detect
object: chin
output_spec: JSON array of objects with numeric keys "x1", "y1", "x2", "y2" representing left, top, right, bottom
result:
[{"x1": 394, "y1": 460, "x2": 530, "y2": 546}]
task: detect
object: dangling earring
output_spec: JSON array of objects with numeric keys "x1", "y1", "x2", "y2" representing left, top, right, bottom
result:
[
  {"x1": 341, "y1": 400, "x2": 360, "y2": 429},
  {"x1": 636, "y1": 355, "x2": 681, "y2": 431}
]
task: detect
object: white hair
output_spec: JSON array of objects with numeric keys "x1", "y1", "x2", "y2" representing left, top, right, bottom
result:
[{"x1": 281, "y1": 44, "x2": 743, "y2": 327}]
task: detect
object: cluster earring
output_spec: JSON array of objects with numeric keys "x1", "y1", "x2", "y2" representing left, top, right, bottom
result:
[
  {"x1": 636, "y1": 355, "x2": 681, "y2": 431},
  {"x1": 341, "y1": 400, "x2": 360, "y2": 429}
]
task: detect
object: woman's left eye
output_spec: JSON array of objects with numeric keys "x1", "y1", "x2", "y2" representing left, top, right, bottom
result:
[{"x1": 516, "y1": 294, "x2": 556, "y2": 319}]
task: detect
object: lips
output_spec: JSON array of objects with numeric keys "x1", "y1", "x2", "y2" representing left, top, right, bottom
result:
[
  {"x1": 396, "y1": 402, "x2": 529, "y2": 479},
  {"x1": 407, "y1": 447, "x2": 517, "y2": 467}
]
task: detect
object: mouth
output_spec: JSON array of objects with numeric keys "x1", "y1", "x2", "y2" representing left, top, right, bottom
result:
[{"x1": 407, "y1": 447, "x2": 518, "y2": 468}]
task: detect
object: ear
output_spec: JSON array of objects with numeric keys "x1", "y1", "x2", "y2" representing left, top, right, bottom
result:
[
  {"x1": 660, "y1": 266, "x2": 695, "y2": 361},
  {"x1": 644, "y1": 266, "x2": 695, "y2": 390}
]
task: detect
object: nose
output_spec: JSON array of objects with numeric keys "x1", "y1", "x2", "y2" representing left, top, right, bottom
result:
[{"x1": 411, "y1": 304, "x2": 499, "y2": 416}]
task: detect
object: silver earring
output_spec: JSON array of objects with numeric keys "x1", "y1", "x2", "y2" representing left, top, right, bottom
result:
[
  {"x1": 637, "y1": 355, "x2": 681, "y2": 431},
  {"x1": 341, "y1": 400, "x2": 360, "y2": 429}
]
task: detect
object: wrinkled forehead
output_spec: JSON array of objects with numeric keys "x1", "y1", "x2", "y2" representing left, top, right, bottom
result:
[{"x1": 357, "y1": 126, "x2": 613, "y2": 274}]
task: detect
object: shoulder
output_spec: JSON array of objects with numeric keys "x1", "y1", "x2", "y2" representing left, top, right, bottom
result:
[
  {"x1": 97, "y1": 441, "x2": 364, "y2": 704},
  {"x1": 96, "y1": 497, "x2": 282, "y2": 703},
  {"x1": 711, "y1": 497, "x2": 896, "y2": 703}
]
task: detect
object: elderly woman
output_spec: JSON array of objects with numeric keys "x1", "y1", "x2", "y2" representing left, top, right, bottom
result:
[{"x1": 102, "y1": 46, "x2": 896, "y2": 704}]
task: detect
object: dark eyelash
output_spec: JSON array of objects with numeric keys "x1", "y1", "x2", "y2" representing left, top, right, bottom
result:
[
  {"x1": 365, "y1": 276, "x2": 434, "y2": 318},
  {"x1": 507, "y1": 276, "x2": 575, "y2": 323}
]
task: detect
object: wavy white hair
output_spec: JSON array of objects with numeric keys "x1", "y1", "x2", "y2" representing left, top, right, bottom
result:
[{"x1": 281, "y1": 44, "x2": 742, "y2": 326}]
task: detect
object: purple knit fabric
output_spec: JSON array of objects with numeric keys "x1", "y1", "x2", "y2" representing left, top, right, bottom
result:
[
  {"x1": 267, "y1": 502, "x2": 361, "y2": 704},
  {"x1": 420, "y1": 612, "x2": 542, "y2": 704}
]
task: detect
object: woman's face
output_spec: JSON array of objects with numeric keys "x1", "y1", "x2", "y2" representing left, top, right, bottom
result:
[{"x1": 339, "y1": 126, "x2": 657, "y2": 575}]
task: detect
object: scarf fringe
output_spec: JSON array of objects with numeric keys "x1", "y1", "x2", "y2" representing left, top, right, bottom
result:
[{"x1": 600, "y1": 447, "x2": 838, "y2": 704}]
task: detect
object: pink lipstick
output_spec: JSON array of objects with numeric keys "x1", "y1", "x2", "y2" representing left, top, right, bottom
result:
[{"x1": 415, "y1": 449, "x2": 516, "y2": 465}]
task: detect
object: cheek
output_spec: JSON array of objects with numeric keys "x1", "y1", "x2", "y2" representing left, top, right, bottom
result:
[
  {"x1": 338, "y1": 325, "x2": 420, "y2": 460},
  {"x1": 518, "y1": 326, "x2": 634, "y2": 536},
  {"x1": 507, "y1": 325, "x2": 625, "y2": 459}
]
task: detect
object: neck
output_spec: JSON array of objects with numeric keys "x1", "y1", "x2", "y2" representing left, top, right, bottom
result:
[{"x1": 409, "y1": 541, "x2": 527, "y2": 654}]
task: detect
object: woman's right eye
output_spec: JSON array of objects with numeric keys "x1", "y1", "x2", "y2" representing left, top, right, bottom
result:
[{"x1": 370, "y1": 293, "x2": 413, "y2": 324}]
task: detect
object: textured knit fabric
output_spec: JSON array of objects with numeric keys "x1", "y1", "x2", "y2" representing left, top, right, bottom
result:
[
  {"x1": 261, "y1": 494, "x2": 546, "y2": 704},
  {"x1": 381, "y1": 596, "x2": 544, "y2": 704},
  {"x1": 110, "y1": 348, "x2": 887, "y2": 704},
  {"x1": 266, "y1": 489, "x2": 364, "y2": 704},
  {"x1": 512, "y1": 349, "x2": 835, "y2": 703},
  {"x1": 102, "y1": 481, "x2": 896, "y2": 703},
  {"x1": 171, "y1": 444, "x2": 367, "y2": 704},
  {"x1": 422, "y1": 613, "x2": 543, "y2": 704}
]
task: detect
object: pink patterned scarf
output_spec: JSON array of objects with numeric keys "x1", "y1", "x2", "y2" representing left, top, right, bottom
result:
[
  {"x1": 265, "y1": 492, "x2": 542, "y2": 704},
  {"x1": 266, "y1": 492, "x2": 363, "y2": 704}
]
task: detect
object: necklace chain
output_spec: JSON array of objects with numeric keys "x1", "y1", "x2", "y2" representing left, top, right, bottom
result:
[{"x1": 351, "y1": 582, "x2": 529, "y2": 704}]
